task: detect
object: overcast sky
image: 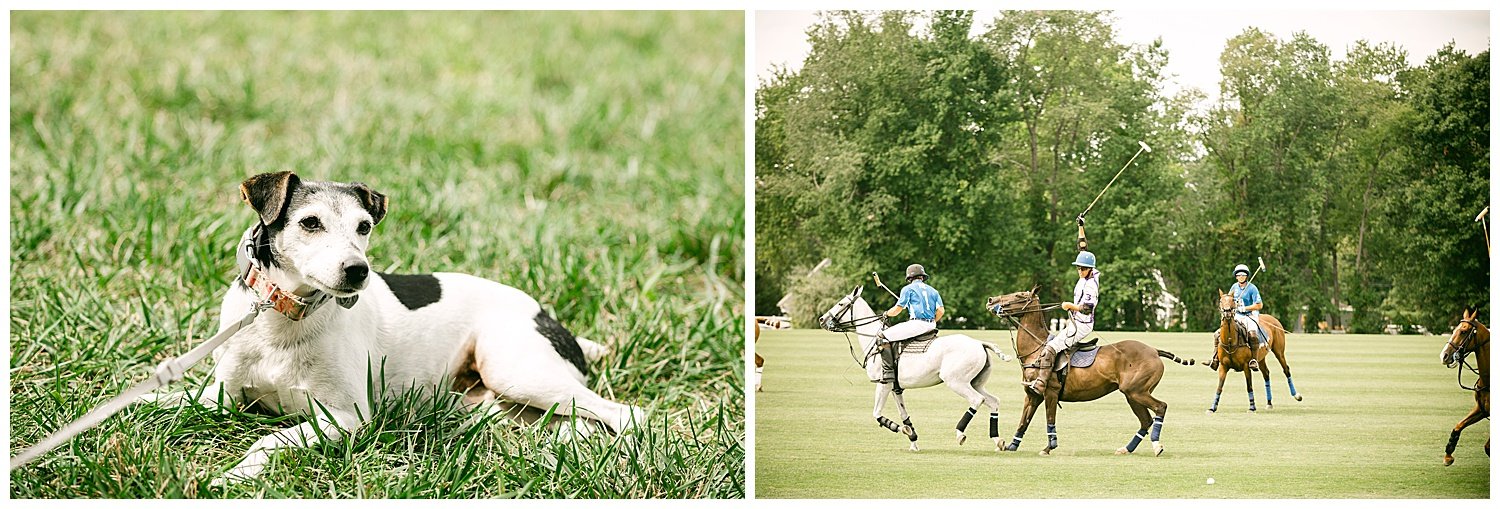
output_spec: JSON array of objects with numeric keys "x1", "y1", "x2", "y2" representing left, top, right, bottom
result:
[{"x1": 755, "y1": 10, "x2": 1490, "y2": 105}]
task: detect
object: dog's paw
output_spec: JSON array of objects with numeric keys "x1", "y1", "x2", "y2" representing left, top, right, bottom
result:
[
  {"x1": 575, "y1": 337, "x2": 610, "y2": 362},
  {"x1": 213, "y1": 458, "x2": 266, "y2": 486}
]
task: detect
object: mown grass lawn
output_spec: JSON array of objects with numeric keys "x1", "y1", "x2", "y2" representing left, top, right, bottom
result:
[
  {"x1": 755, "y1": 328, "x2": 1488, "y2": 498},
  {"x1": 10, "y1": 11, "x2": 744, "y2": 498}
]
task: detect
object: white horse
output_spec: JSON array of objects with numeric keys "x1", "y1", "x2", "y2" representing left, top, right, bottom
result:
[{"x1": 819, "y1": 286, "x2": 1012, "y2": 451}]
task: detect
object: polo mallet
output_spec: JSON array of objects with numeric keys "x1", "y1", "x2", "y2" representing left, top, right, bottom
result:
[
  {"x1": 1079, "y1": 140, "x2": 1152, "y2": 220},
  {"x1": 871, "y1": 272, "x2": 899, "y2": 300},
  {"x1": 1248, "y1": 256, "x2": 1266, "y2": 284},
  {"x1": 1477, "y1": 206, "x2": 1490, "y2": 257}
]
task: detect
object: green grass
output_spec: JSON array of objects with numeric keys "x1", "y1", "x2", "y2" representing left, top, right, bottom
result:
[
  {"x1": 755, "y1": 328, "x2": 1489, "y2": 498},
  {"x1": 10, "y1": 11, "x2": 744, "y2": 498}
]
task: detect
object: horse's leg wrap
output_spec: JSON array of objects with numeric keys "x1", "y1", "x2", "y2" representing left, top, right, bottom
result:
[
  {"x1": 988, "y1": 412, "x2": 999, "y2": 439},
  {"x1": 1247, "y1": 391, "x2": 1256, "y2": 412},
  {"x1": 1046, "y1": 424, "x2": 1058, "y2": 450},
  {"x1": 1210, "y1": 393, "x2": 1221, "y2": 412},
  {"x1": 1287, "y1": 376, "x2": 1299, "y2": 397},
  {"x1": 1264, "y1": 379, "x2": 1273, "y2": 406},
  {"x1": 1125, "y1": 429, "x2": 1148, "y2": 453},
  {"x1": 903, "y1": 417, "x2": 918, "y2": 442},
  {"x1": 1447, "y1": 429, "x2": 1462, "y2": 455},
  {"x1": 1007, "y1": 430, "x2": 1024, "y2": 451},
  {"x1": 877, "y1": 416, "x2": 901, "y2": 433},
  {"x1": 956, "y1": 407, "x2": 977, "y2": 432},
  {"x1": 1149, "y1": 416, "x2": 1164, "y2": 442}
]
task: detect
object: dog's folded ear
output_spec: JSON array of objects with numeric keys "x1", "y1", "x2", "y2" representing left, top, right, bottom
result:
[
  {"x1": 349, "y1": 183, "x2": 388, "y2": 225},
  {"x1": 241, "y1": 171, "x2": 300, "y2": 226}
]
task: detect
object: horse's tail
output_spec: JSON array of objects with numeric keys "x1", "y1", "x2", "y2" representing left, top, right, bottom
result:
[
  {"x1": 981, "y1": 342, "x2": 1014, "y2": 363},
  {"x1": 1158, "y1": 349, "x2": 1196, "y2": 366}
]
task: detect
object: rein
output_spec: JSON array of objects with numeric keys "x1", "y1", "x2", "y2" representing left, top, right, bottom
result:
[{"x1": 821, "y1": 298, "x2": 885, "y2": 369}]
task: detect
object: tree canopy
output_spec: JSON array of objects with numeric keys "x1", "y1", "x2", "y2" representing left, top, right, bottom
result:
[{"x1": 757, "y1": 10, "x2": 1489, "y2": 333}]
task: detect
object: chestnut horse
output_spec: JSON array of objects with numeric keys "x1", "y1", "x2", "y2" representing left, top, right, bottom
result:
[
  {"x1": 1209, "y1": 290, "x2": 1301, "y2": 412},
  {"x1": 986, "y1": 290, "x2": 1194, "y2": 456},
  {"x1": 1441, "y1": 308, "x2": 1489, "y2": 465}
]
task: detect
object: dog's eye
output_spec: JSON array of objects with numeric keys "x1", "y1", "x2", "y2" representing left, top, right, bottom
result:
[
  {"x1": 356, "y1": 221, "x2": 371, "y2": 235},
  {"x1": 299, "y1": 216, "x2": 323, "y2": 232}
]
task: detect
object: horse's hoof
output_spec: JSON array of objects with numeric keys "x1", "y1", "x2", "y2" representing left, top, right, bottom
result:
[
  {"x1": 1039, "y1": 449, "x2": 1051, "y2": 456},
  {"x1": 1154, "y1": 444, "x2": 1165, "y2": 457},
  {"x1": 909, "y1": 444, "x2": 920, "y2": 452},
  {"x1": 1206, "y1": 409, "x2": 1215, "y2": 415},
  {"x1": 1004, "y1": 444, "x2": 1018, "y2": 452},
  {"x1": 1115, "y1": 447, "x2": 1130, "y2": 455},
  {"x1": 1294, "y1": 394, "x2": 1303, "y2": 401},
  {"x1": 957, "y1": 431, "x2": 967, "y2": 445},
  {"x1": 1444, "y1": 455, "x2": 1455, "y2": 466}
]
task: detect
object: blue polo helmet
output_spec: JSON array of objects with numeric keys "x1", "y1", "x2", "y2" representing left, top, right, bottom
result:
[{"x1": 1072, "y1": 251, "x2": 1096, "y2": 268}]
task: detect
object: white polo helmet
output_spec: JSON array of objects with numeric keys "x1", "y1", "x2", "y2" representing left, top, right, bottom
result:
[{"x1": 1233, "y1": 264, "x2": 1251, "y2": 277}]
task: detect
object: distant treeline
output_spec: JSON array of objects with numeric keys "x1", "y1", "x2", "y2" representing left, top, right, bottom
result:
[{"x1": 755, "y1": 10, "x2": 1489, "y2": 332}]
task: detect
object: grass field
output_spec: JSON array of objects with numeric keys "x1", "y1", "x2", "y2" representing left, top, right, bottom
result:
[
  {"x1": 9, "y1": 11, "x2": 744, "y2": 498},
  {"x1": 755, "y1": 328, "x2": 1489, "y2": 498}
]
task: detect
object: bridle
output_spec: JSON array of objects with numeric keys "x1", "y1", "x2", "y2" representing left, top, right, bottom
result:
[
  {"x1": 1446, "y1": 318, "x2": 1488, "y2": 391},
  {"x1": 990, "y1": 292, "x2": 1064, "y2": 369},
  {"x1": 1217, "y1": 297, "x2": 1251, "y2": 351},
  {"x1": 821, "y1": 293, "x2": 886, "y2": 369}
]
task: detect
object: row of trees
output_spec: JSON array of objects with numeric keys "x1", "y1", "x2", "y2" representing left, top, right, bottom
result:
[{"x1": 756, "y1": 10, "x2": 1489, "y2": 332}]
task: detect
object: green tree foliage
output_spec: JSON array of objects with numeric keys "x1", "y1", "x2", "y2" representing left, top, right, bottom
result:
[{"x1": 758, "y1": 11, "x2": 1489, "y2": 333}]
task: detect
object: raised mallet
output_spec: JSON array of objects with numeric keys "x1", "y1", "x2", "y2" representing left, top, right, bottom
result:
[
  {"x1": 1248, "y1": 256, "x2": 1266, "y2": 284},
  {"x1": 1477, "y1": 206, "x2": 1490, "y2": 257},
  {"x1": 871, "y1": 272, "x2": 899, "y2": 300},
  {"x1": 1079, "y1": 140, "x2": 1152, "y2": 220}
]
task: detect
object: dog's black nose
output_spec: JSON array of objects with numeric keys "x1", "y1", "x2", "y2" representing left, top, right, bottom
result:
[{"x1": 343, "y1": 263, "x2": 370, "y2": 285}]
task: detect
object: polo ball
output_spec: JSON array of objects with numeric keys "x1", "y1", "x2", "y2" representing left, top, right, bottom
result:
[{"x1": 1207, "y1": 478, "x2": 1215, "y2": 485}]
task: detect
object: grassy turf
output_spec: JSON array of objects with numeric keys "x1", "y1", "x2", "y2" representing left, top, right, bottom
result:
[
  {"x1": 754, "y1": 328, "x2": 1489, "y2": 498},
  {"x1": 9, "y1": 11, "x2": 744, "y2": 498}
]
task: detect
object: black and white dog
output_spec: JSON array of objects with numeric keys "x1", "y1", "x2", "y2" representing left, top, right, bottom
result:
[{"x1": 138, "y1": 171, "x2": 644, "y2": 483}]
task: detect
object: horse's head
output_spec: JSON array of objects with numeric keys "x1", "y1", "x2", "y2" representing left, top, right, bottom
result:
[
  {"x1": 1217, "y1": 289, "x2": 1235, "y2": 317},
  {"x1": 1443, "y1": 308, "x2": 1484, "y2": 367},
  {"x1": 819, "y1": 285, "x2": 865, "y2": 331},
  {"x1": 986, "y1": 289, "x2": 1040, "y2": 317}
]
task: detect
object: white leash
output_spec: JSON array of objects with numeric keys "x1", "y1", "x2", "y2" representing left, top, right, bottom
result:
[{"x1": 10, "y1": 306, "x2": 264, "y2": 470}]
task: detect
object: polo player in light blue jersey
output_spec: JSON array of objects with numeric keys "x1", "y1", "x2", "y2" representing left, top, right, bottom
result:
[
  {"x1": 1229, "y1": 263, "x2": 1268, "y2": 371},
  {"x1": 876, "y1": 264, "x2": 945, "y2": 392}
]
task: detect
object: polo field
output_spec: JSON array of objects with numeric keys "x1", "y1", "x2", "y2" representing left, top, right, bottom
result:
[{"x1": 754, "y1": 328, "x2": 1488, "y2": 498}]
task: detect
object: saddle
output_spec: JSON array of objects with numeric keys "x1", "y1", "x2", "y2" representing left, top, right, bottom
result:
[
  {"x1": 875, "y1": 321, "x2": 940, "y2": 394},
  {"x1": 1052, "y1": 338, "x2": 1100, "y2": 373}
]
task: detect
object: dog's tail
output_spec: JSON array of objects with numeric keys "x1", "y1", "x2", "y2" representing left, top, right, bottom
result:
[{"x1": 576, "y1": 337, "x2": 610, "y2": 362}]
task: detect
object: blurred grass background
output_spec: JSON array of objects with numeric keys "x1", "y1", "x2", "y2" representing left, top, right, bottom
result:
[{"x1": 9, "y1": 10, "x2": 744, "y2": 498}]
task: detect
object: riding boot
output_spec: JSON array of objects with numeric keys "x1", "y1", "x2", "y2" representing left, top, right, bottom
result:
[
  {"x1": 880, "y1": 344, "x2": 903, "y2": 394},
  {"x1": 1029, "y1": 346, "x2": 1056, "y2": 394}
]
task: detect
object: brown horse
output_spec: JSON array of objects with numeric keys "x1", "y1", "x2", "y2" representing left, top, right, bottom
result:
[
  {"x1": 986, "y1": 290, "x2": 1194, "y2": 456},
  {"x1": 1441, "y1": 308, "x2": 1489, "y2": 465},
  {"x1": 1209, "y1": 290, "x2": 1301, "y2": 412}
]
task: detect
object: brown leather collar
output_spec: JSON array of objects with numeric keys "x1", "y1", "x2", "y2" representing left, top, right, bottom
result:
[{"x1": 244, "y1": 264, "x2": 327, "y2": 321}]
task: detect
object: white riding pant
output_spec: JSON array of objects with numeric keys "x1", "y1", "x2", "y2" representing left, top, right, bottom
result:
[
  {"x1": 1046, "y1": 319, "x2": 1093, "y2": 353},
  {"x1": 1234, "y1": 313, "x2": 1266, "y2": 345}
]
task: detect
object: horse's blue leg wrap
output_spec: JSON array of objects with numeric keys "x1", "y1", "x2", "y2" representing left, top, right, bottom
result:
[
  {"x1": 1211, "y1": 393, "x2": 1221, "y2": 412},
  {"x1": 1008, "y1": 430, "x2": 1024, "y2": 451},
  {"x1": 989, "y1": 412, "x2": 999, "y2": 439},
  {"x1": 1247, "y1": 391, "x2": 1256, "y2": 411},
  {"x1": 1046, "y1": 424, "x2": 1058, "y2": 449},
  {"x1": 1125, "y1": 429, "x2": 1148, "y2": 452},
  {"x1": 957, "y1": 407, "x2": 977, "y2": 432},
  {"x1": 1149, "y1": 416, "x2": 1163, "y2": 442},
  {"x1": 1264, "y1": 379, "x2": 1273, "y2": 405},
  {"x1": 1287, "y1": 376, "x2": 1298, "y2": 397}
]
